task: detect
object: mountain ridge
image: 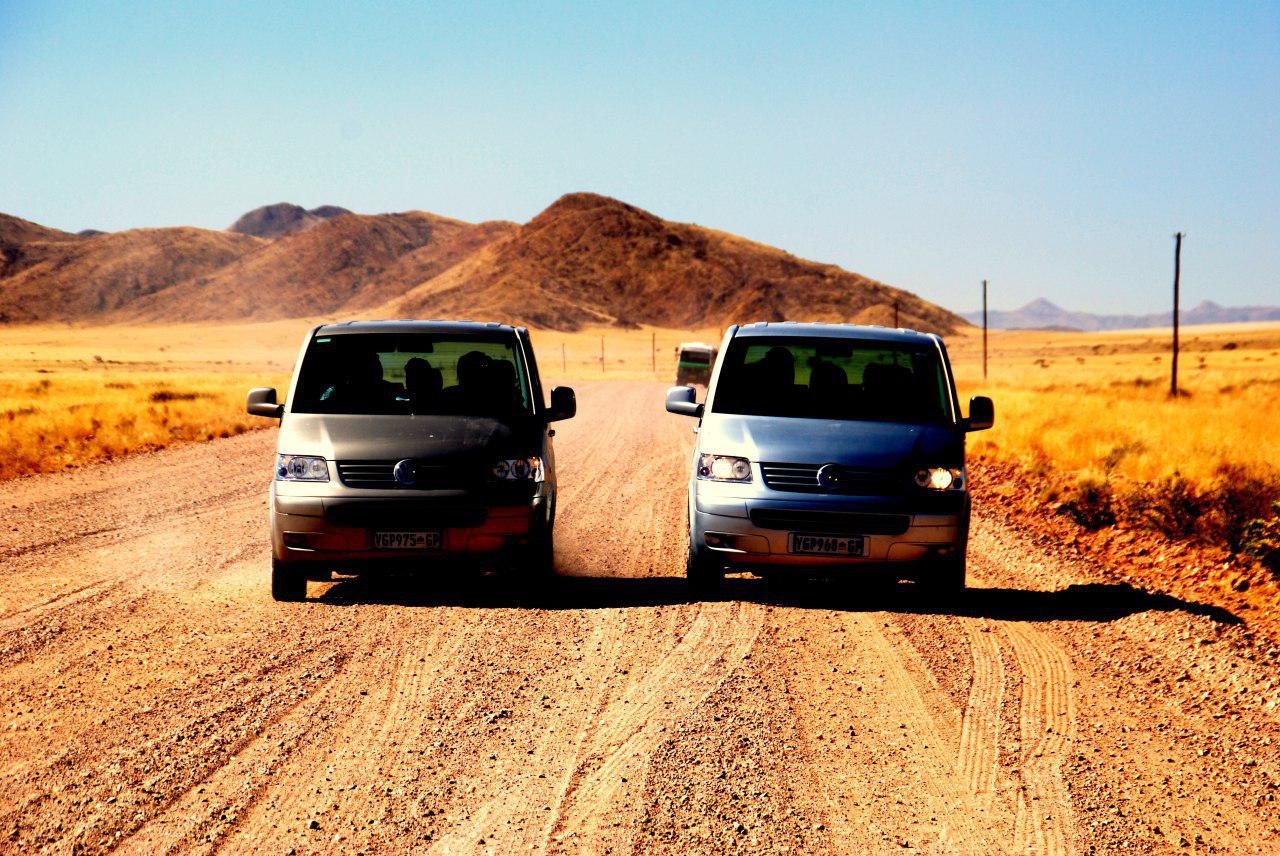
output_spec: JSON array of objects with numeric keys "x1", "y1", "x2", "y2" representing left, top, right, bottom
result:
[
  {"x1": 963, "y1": 298, "x2": 1280, "y2": 331},
  {"x1": 0, "y1": 194, "x2": 965, "y2": 333}
]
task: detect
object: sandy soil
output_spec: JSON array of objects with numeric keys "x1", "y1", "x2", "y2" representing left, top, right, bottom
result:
[{"x1": 2, "y1": 380, "x2": 1278, "y2": 854}]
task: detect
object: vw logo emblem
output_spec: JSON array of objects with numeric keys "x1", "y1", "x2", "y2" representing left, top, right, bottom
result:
[
  {"x1": 816, "y1": 463, "x2": 844, "y2": 489},
  {"x1": 392, "y1": 459, "x2": 417, "y2": 487}
]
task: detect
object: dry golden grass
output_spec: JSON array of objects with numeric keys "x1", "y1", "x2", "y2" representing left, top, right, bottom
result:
[
  {"x1": 0, "y1": 321, "x2": 297, "y2": 481},
  {"x1": 3, "y1": 318, "x2": 1278, "y2": 491},
  {"x1": 948, "y1": 323, "x2": 1280, "y2": 487}
]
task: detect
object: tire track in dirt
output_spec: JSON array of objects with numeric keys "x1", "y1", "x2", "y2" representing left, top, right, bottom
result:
[
  {"x1": 0, "y1": 497, "x2": 263, "y2": 668},
  {"x1": 0, "y1": 639, "x2": 350, "y2": 850},
  {"x1": 545, "y1": 602, "x2": 762, "y2": 852},
  {"x1": 861, "y1": 613, "x2": 1006, "y2": 851},
  {"x1": 424, "y1": 608, "x2": 630, "y2": 852},
  {"x1": 779, "y1": 606, "x2": 1006, "y2": 852},
  {"x1": 113, "y1": 599, "x2": 466, "y2": 853},
  {"x1": 956, "y1": 619, "x2": 1006, "y2": 809},
  {"x1": 216, "y1": 607, "x2": 495, "y2": 851},
  {"x1": 1004, "y1": 622, "x2": 1077, "y2": 855},
  {"x1": 114, "y1": 645, "x2": 361, "y2": 855}
]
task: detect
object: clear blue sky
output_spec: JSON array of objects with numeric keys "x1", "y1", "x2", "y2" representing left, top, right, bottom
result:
[{"x1": 1, "y1": 1, "x2": 1276, "y2": 313}]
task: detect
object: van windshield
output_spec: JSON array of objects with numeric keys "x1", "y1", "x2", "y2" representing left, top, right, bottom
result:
[
  {"x1": 711, "y1": 337, "x2": 953, "y2": 424},
  {"x1": 291, "y1": 333, "x2": 532, "y2": 418}
]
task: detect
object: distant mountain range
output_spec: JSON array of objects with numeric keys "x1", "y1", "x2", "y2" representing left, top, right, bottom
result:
[
  {"x1": 0, "y1": 196, "x2": 965, "y2": 332},
  {"x1": 961, "y1": 298, "x2": 1280, "y2": 332}
]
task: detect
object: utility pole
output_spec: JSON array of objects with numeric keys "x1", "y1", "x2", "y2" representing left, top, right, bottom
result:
[
  {"x1": 600, "y1": 336, "x2": 605, "y2": 374},
  {"x1": 1171, "y1": 232, "x2": 1183, "y2": 397},
  {"x1": 561, "y1": 342, "x2": 566, "y2": 373},
  {"x1": 982, "y1": 280, "x2": 988, "y2": 380},
  {"x1": 651, "y1": 331, "x2": 656, "y2": 375}
]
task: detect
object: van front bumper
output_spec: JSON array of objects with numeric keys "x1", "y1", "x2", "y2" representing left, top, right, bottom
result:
[
  {"x1": 691, "y1": 491, "x2": 969, "y2": 569},
  {"x1": 270, "y1": 493, "x2": 544, "y2": 565}
]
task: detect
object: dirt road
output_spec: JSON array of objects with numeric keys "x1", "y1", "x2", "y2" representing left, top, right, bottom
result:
[{"x1": 3, "y1": 380, "x2": 1279, "y2": 853}]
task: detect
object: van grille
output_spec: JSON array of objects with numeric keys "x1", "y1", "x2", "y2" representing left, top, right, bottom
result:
[
  {"x1": 325, "y1": 500, "x2": 486, "y2": 528},
  {"x1": 749, "y1": 508, "x2": 910, "y2": 536},
  {"x1": 759, "y1": 462, "x2": 896, "y2": 495},
  {"x1": 336, "y1": 460, "x2": 472, "y2": 490}
]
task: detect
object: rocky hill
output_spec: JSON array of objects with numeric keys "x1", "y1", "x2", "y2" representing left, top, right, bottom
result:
[
  {"x1": 382, "y1": 193, "x2": 965, "y2": 332},
  {"x1": 0, "y1": 228, "x2": 264, "y2": 323},
  {"x1": 0, "y1": 195, "x2": 965, "y2": 333},
  {"x1": 127, "y1": 211, "x2": 501, "y2": 321}
]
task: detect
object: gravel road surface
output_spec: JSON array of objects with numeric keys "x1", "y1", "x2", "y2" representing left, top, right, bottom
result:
[{"x1": 2, "y1": 381, "x2": 1278, "y2": 853}]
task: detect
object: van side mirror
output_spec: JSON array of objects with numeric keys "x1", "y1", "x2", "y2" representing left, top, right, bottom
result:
[
  {"x1": 666, "y1": 385, "x2": 703, "y2": 418},
  {"x1": 247, "y1": 387, "x2": 284, "y2": 419},
  {"x1": 547, "y1": 386, "x2": 576, "y2": 422},
  {"x1": 965, "y1": 396, "x2": 994, "y2": 431}
]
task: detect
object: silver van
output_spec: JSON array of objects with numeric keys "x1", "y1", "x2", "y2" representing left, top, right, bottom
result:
[
  {"x1": 247, "y1": 320, "x2": 575, "y2": 600},
  {"x1": 666, "y1": 322, "x2": 993, "y2": 593}
]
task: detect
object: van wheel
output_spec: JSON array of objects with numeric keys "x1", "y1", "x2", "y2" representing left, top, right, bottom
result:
[
  {"x1": 513, "y1": 531, "x2": 555, "y2": 580},
  {"x1": 686, "y1": 546, "x2": 723, "y2": 596},
  {"x1": 271, "y1": 558, "x2": 307, "y2": 602},
  {"x1": 920, "y1": 558, "x2": 965, "y2": 595}
]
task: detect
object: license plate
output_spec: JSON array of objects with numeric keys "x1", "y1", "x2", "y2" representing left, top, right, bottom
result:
[
  {"x1": 372, "y1": 531, "x2": 441, "y2": 550},
  {"x1": 788, "y1": 533, "x2": 866, "y2": 557}
]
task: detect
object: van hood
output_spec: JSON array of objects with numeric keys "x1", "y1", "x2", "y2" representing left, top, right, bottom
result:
[
  {"x1": 698, "y1": 413, "x2": 961, "y2": 470},
  {"x1": 278, "y1": 413, "x2": 523, "y2": 462}
]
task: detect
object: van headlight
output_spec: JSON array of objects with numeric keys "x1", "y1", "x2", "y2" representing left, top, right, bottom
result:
[
  {"x1": 276, "y1": 454, "x2": 329, "y2": 482},
  {"x1": 697, "y1": 454, "x2": 752, "y2": 483},
  {"x1": 914, "y1": 467, "x2": 965, "y2": 490},
  {"x1": 492, "y1": 457, "x2": 545, "y2": 482}
]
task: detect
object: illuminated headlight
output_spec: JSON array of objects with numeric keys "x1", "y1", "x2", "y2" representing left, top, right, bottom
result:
[
  {"x1": 914, "y1": 467, "x2": 965, "y2": 491},
  {"x1": 492, "y1": 457, "x2": 545, "y2": 482},
  {"x1": 697, "y1": 454, "x2": 752, "y2": 483},
  {"x1": 276, "y1": 454, "x2": 329, "y2": 482}
]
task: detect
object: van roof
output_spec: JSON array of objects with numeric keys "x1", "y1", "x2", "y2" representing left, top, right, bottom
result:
[
  {"x1": 313, "y1": 319, "x2": 519, "y2": 336},
  {"x1": 733, "y1": 321, "x2": 940, "y2": 345}
]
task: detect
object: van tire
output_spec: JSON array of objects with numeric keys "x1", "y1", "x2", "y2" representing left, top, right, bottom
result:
[
  {"x1": 513, "y1": 530, "x2": 555, "y2": 580},
  {"x1": 271, "y1": 559, "x2": 307, "y2": 602},
  {"x1": 686, "y1": 545, "x2": 723, "y2": 595},
  {"x1": 921, "y1": 558, "x2": 965, "y2": 594}
]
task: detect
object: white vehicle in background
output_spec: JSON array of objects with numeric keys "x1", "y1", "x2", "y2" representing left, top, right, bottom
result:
[{"x1": 674, "y1": 342, "x2": 717, "y2": 387}]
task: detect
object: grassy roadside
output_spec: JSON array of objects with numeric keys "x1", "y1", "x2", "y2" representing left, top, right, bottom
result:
[
  {"x1": 0, "y1": 321, "x2": 299, "y2": 481},
  {"x1": 948, "y1": 324, "x2": 1280, "y2": 573}
]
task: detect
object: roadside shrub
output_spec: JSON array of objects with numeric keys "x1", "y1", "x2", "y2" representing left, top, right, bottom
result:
[
  {"x1": 1121, "y1": 474, "x2": 1202, "y2": 540},
  {"x1": 1115, "y1": 466, "x2": 1280, "y2": 550},
  {"x1": 1241, "y1": 502, "x2": 1280, "y2": 575},
  {"x1": 1059, "y1": 476, "x2": 1116, "y2": 529},
  {"x1": 1202, "y1": 464, "x2": 1280, "y2": 551}
]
